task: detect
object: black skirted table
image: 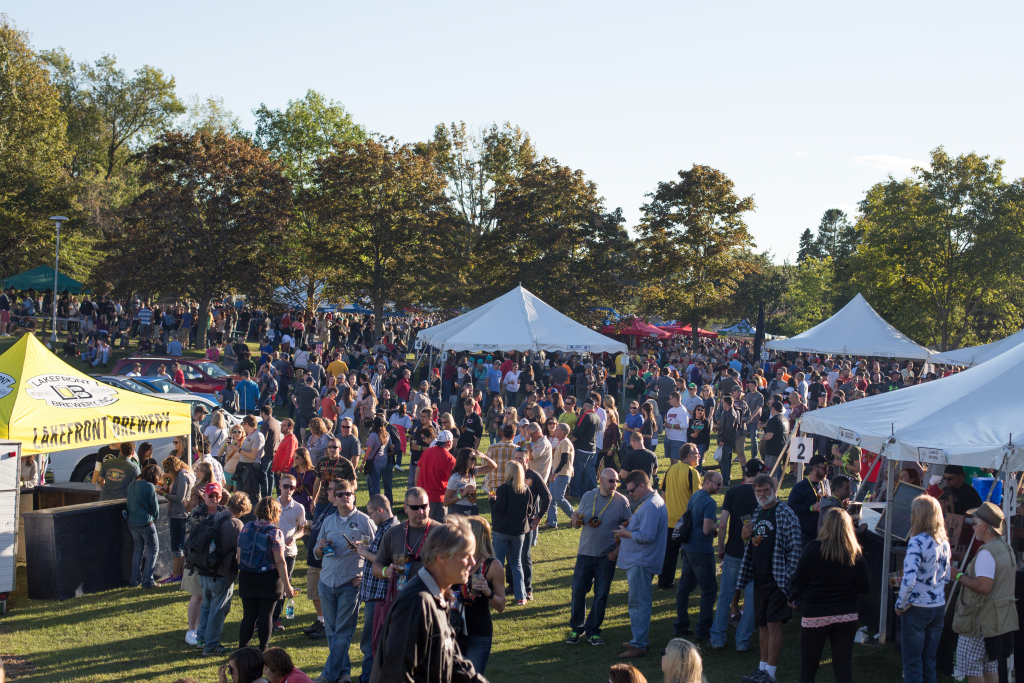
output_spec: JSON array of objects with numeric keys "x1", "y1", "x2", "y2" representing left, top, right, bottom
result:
[{"x1": 22, "y1": 497, "x2": 173, "y2": 600}]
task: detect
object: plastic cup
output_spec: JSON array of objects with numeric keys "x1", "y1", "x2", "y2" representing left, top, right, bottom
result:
[{"x1": 888, "y1": 571, "x2": 902, "y2": 588}]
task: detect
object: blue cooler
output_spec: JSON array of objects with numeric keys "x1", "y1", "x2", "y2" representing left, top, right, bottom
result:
[{"x1": 971, "y1": 477, "x2": 1003, "y2": 505}]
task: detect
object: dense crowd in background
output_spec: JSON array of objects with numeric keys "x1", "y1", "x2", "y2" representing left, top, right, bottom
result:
[{"x1": 4, "y1": 289, "x2": 1014, "y2": 683}]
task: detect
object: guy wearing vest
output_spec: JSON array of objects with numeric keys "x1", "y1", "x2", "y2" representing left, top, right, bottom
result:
[
  {"x1": 659, "y1": 443, "x2": 702, "y2": 589},
  {"x1": 950, "y1": 502, "x2": 1018, "y2": 683}
]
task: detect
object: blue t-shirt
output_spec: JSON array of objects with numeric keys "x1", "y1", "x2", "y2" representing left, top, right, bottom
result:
[
  {"x1": 682, "y1": 489, "x2": 717, "y2": 554},
  {"x1": 624, "y1": 413, "x2": 644, "y2": 432},
  {"x1": 486, "y1": 368, "x2": 503, "y2": 392},
  {"x1": 729, "y1": 359, "x2": 742, "y2": 373}
]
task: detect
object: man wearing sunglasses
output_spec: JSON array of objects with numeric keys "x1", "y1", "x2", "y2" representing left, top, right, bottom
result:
[
  {"x1": 272, "y1": 474, "x2": 306, "y2": 633},
  {"x1": 315, "y1": 478, "x2": 375, "y2": 683},
  {"x1": 614, "y1": 470, "x2": 668, "y2": 659},
  {"x1": 566, "y1": 468, "x2": 631, "y2": 646},
  {"x1": 787, "y1": 454, "x2": 832, "y2": 548},
  {"x1": 372, "y1": 488, "x2": 432, "y2": 587},
  {"x1": 312, "y1": 438, "x2": 357, "y2": 521}
]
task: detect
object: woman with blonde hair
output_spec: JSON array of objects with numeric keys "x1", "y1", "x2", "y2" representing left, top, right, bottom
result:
[
  {"x1": 895, "y1": 495, "x2": 951, "y2": 683},
  {"x1": 304, "y1": 417, "x2": 330, "y2": 465},
  {"x1": 438, "y1": 412, "x2": 458, "y2": 441},
  {"x1": 204, "y1": 410, "x2": 229, "y2": 456},
  {"x1": 662, "y1": 637, "x2": 705, "y2": 683},
  {"x1": 490, "y1": 461, "x2": 534, "y2": 606},
  {"x1": 455, "y1": 516, "x2": 506, "y2": 674},
  {"x1": 789, "y1": 507, "x2": 869, "y2": 683}
]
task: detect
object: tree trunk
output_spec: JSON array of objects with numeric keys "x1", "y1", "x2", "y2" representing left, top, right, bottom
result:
[
  {"x1": 691, "y1": 316, "x2": 699, "y2": 345},
  {"x1": 197, "y1": 296, "x2": 213, "y2": 350},
  {"x1": 374, "y1": 299, "x2": 384, "y2": 342}
]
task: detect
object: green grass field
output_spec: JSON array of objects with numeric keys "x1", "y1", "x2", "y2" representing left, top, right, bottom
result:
[{"x1": 0, "y1": 331, "x2": 929, "y2": 682}]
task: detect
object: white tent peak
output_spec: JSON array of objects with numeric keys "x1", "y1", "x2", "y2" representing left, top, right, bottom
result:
[
  {"x1": 929, "y1": 328, "x2": 1024, "y2": 367},
  {"x1": 765, "y1": 293, "x2": 931, "y2": 360},
  {"x1": 416, "y1": 286, "x2": 628, "y2": 355}
]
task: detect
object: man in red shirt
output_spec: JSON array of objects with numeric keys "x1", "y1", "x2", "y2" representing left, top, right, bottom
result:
[{"x1": 416, "y1": 429, "x2": 456, "y2": 522}]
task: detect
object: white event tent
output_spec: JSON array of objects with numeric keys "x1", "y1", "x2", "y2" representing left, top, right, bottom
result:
[
  {"x1": 765, "y1": 293, "x2": 932, "y2": 361},
  {"x1": 929, "y1": 328, "x2": 1024, "y2": 367},
  {"x1": 800, "y1": 336, "x2": 1024, "y2": 470},
  {"x1": 416, "y1": 285, "x2": 628, "y2": 355}
]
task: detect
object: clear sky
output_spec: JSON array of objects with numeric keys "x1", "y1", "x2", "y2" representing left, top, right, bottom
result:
[{"x1": 11, "y1": 0, "x2": 1023, "y2": 261}]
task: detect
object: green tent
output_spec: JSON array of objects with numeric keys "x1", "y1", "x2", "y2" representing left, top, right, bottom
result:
[{"x1": 2, "y1": 266, "x2": 88, "y2": 294}]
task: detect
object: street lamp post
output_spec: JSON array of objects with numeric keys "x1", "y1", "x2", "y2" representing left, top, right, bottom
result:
[{"x1": 49, "y1": 216, "x2": 67, "y2": 344}]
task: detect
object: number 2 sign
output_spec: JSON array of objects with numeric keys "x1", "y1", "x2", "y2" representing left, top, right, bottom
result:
[{"x1": 791, "y1": 436, "x2": 815, "y2": 463}]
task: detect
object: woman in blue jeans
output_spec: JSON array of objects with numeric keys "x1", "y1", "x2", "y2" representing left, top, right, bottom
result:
[
  {"x1": 456, "y1": 516, "x2": 506, "y2": 674},
  {"x1": 125, "y1": 464, "x2": 162, "y2": 588},
  {"x1": 491, "y1": 461, "x2": 534, "y2": 605},
  {"x1": 895, "y1": 495, "x2": 951, "y2": 683}
]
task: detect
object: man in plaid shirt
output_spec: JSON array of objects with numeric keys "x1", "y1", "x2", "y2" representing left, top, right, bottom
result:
[
  {"x1": 735, "y1": 473, "x2": 802, "y2": 683},
  {"x1": 485, "y1": 426, "x2": 520, "y2": 492},
  {"x1": 355, "y1": 494, "x2": 397, "y2": 683}
]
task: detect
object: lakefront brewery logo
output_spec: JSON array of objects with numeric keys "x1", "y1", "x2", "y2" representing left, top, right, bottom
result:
[
  {"x1": 24, "y1": 373, "x2": 118, "y2": 409},
  {"x1": 0, "y1": 373, "x2": 15, "y2": 400}
]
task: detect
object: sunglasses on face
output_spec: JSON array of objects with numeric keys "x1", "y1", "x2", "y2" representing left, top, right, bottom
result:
[
  {"x1": 626, "y1": 486, "x2": 637, "y2": 494},
  {"x1": 407, "y1": 503, "x2": 428, "y2": 511},
  {"x1": 335, "y1": 490, "x2": 355, "y2": 498},
  {"x1": 340, "y1": 426, "x2": 351, "y2": 430},
  {"x1": 280, "y1": 484, "x2": 295, "y2": 490}
]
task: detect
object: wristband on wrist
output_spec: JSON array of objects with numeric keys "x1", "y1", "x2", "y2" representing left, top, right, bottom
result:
[{"x1": 956, "y1": 572, "x2": 964, "y2": 582}]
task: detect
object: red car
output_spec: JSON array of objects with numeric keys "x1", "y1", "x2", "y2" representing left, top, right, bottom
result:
[{"x1": 110, "y1": 356, "x2": 239, "y2": 394}]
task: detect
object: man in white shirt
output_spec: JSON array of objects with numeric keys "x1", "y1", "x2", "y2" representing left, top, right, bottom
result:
[
  {"x1": 663, "y1": 392, "x2": 690, "y2": 465},
  {"x1": 274, "y1": 473, "x2": 307, "y2": 631},
  {"x1": 126, "y1": 362, "x2": 143, "y2": 377},
  {"x1": 526, "y1": 423, "x2": 553, "y2": 481}
]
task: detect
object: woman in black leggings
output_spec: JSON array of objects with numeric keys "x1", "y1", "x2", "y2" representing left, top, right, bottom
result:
[
  {"x1": 788, "y1": 504, "x2": 870, "y2": 682},
  {"x1": 235, "y1": 497, "x2": 297, "y2": 651}
]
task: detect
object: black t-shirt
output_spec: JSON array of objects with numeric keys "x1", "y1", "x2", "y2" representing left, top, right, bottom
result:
[
  {"x1": 764, "y1": 414, "x2": 789, "y2": 456},
  {"x1": 722, "y1": 482, "x2": 759, "y2": 559},
  {"x1": 293, "y1": 385, "x2": 320, "y2": 416},
  {"x1": 622, "y1": 448, "x2": 658, "y2": 482},
  {"x1": 942, "y1": 482, "x2": 983, "y2": 516},
  {"x1": 808, "y1": 382, "x2": 826, "y2": 404},
  {"x1": 752, "y1": 503, "x2": 778, "y2": 584},
  {"x1": 457, "y1": 413, "x2": 483, "y2": 449},
  {"x1": 687, "y1": 418, "x2": 711, "y2": 446}
]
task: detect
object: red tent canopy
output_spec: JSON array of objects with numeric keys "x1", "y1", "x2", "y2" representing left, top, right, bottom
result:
[
  {"x1": 663, "y1": 325, "x2": 718, "y2": 338},
  {"x1": 601, "y1": 318, "x2": 671, "y2": 339}
]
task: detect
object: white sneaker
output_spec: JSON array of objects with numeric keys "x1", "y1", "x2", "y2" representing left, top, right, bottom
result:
[
  {"x1": 393, "y1": 465, "x2": 404, "y2": 471},
  {"x1": 185, "y1": 629, "x2": 198, "y2": 646}
]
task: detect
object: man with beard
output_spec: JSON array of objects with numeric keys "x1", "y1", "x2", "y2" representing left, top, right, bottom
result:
[{"x1": 737, "y1": 474, "x2": 803, "y2": 683}]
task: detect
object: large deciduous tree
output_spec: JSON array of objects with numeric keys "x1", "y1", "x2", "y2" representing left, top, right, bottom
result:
[
  {"x1": 313, "y1": 136, "x2": 449, "y2": 339},
  {"x1": 853, "y1": 147, "x2": 1024, "y2": 350},
  {"x1": 254, "y1": 90, "x2": 368, "y2": 312},
  {"x1": 418, "y1": 121, "x2": 536, "y2": 309},
  {"x1": 0, "y1": 16, "x2": 76, "y2": 275},
  {"x1": 97, "y1": 130, "x2": 293, "y2": 348},
  {"x1": 732, "y1": 251, "x2": 793, "y2": 336},
  {"x1": 472, "y1": 156, "x2": 633, "y2": 325},
  {"x1": 634, "y1": 164, "x2": 756, "y2": 341}
]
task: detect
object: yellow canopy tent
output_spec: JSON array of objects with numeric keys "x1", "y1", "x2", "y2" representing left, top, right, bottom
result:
[{"x1": 0, "y1": 334, "x2": 191, "y2": 455}]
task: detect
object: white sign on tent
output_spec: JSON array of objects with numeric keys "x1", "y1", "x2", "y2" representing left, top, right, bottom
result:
[{"x1": 791, "y1": 437, "x2": 815, "y2": 463}]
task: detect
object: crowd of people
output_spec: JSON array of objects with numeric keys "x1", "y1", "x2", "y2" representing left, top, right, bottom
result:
[{"x1": 25, "y1": 297, "x2": 1018, "y2": 683}]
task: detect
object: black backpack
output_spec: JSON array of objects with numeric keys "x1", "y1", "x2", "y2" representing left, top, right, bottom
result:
[{"x1": 183, "y1": 513, "x2": 229, "y2": 575}]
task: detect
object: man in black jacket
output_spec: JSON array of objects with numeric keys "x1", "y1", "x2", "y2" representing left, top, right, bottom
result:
[
  {"x1": 569, "y1": 399, "x2": 601, "y2": 499},
  {"x1": 787, "y1": 455, "x2": 832, "y2": 547},
  {"x1": 370, "y1": 516, "x2": 486, "y2": 683}
]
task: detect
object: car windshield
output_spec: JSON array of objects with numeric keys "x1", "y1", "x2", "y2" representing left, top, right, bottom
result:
[
  {"x1": 198, "y1": 361, "x2": 231, "y2": 378},
  {"x1": 124, "y1": 379, "x2": 157, "y2": 393},
  {"x1": 146, "y1": 379, "x2": 189, "y2": 395}
]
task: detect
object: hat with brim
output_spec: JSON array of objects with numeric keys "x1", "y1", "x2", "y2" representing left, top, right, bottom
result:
[{"x1": 968, "y1": 501, "x2": 1005, "y2": 535}]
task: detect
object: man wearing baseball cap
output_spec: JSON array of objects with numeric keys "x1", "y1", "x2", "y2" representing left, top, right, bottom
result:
[
  {"x1": 952, "y1": 502, "x2": 1018, "y2": 682},
  {"x1": 416, "y1": 429, "x2": 456, "y2": 521}
]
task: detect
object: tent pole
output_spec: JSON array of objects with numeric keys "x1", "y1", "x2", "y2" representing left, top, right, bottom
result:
[
  {"x1": 1002, "y1": 465, "x2": 1013, "y2": 545},
  {"x1": 879, "y1": 453, "x2": 896, "y2": 645},
  {"x1": 187, "y1": 432, "x2": 193, "y2": 469}
]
